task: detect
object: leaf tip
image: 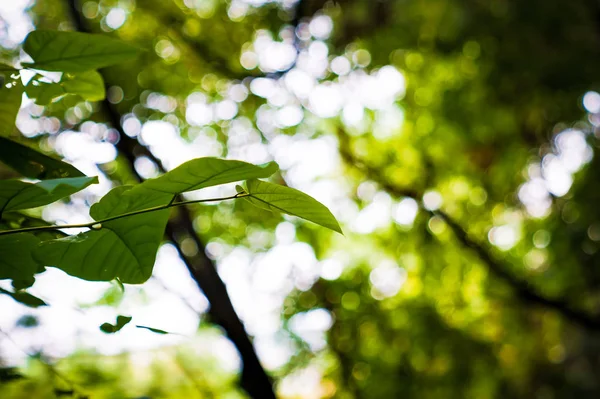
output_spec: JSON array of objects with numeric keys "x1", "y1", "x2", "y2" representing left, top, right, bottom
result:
[
  {"x1": 136, "y1": 325, "x2": 169, "y2": 335},
  {"x1": 261, "y1": 161, "x2": 279, "y2": 175}
]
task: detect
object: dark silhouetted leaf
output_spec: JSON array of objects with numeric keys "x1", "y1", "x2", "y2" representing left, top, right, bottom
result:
[
  {"x1": 136, "y1": 325, "x2": 169, "y2": 334},
  {"x1": 15, "y1": 314, "x2": 39, "y2": 328},
  {"x1": 100, "y1": 315, "x2": 132, "y2": 333},
  {"x1": 0, "y1": 233, "x2": 41, "y2": 280},
  {"x1": 0, "y1": 176, "x2": 98, "y2": 215},
  {"x1": 0, "y1": 137, "x2": 85, "y2": 179},
  {"x1": 0, "y1": 287, "x2": 46, "y2": 308}
]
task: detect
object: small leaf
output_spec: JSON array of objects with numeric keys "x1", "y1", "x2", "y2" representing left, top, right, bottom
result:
[
  {"x1": 16, "y1": 314, "x2": 39, "y2": 328},
  {"x1": 0, "y1": 74, "x2": 23, "y2": 137},
  {"x1": 0, "y1": 288, "x2": 47, "y2": 308},
  {"x1": 140, "y1": 158, "x2": 279, "y2": 195},
  {"x1": 241, "y1": 179, "x2": 343, "y2": 234},
  {"x1": 100, "y1": 315, "x2": 132, "y2": 333},
  {"x1": 12, "y1": 292, "x2": 47, "y2": 308},
  {"x1": 0, "y1": 176, "x2": 98, "y2": 215},
  {"x1": 0, "y1": 137, "x2": 85, "y2": 179},
  {"x1": 136, "y1": 325, "x2": 169, "y2": 335},
  {"x1": 0, "y1": 233, "x2": 42, "y2": 280},
  {"x1": 22, "y1": 30, "x2": 142, "y2": 72}
]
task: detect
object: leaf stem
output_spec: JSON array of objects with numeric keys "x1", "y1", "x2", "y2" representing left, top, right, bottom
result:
[{"x1": 0, "y1": 192, "x2": 248, "y2": 237}]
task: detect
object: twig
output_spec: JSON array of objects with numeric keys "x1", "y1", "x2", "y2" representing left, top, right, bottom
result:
[{"x1": 0, "y1": 193, "x2": 246, "y2": 236}]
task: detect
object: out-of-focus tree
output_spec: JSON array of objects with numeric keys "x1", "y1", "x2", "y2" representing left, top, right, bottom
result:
[{"x1": 2, "y1": 0, "x2": 600, "y2": 398}]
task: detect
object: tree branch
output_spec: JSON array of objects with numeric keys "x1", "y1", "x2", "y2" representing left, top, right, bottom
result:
[
  {"x1": 336, "y1": 129, "x2": 600, "y2": 331},
  {"x1": 64, "y1": 1, "x2": 276, "y2": 397},
  {"x1": 432, "y1": 210, "x2": 600, "y2": 330}
]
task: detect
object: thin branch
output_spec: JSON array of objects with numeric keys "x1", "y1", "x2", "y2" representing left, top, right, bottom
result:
[
  {"x1": 0, "y1": 193, "x2": 247, "y2": 236},
  {"x1": 336, "y1": 128, "x2": 600, "y2": 331}
]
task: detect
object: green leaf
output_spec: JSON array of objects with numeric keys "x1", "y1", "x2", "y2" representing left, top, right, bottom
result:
[
  {"x1": 0, "y1": 233, "x2": 41, "y2": 280},
  {"x1": 16, "y1": 314, "x2": 39, "y2": 328},
  {"x1": 22, "y1": 30, "x2": 142, "y2": 73},
  {"x1": 61, "y1": 70, "x2": 105, "y2": 101},
  {"x1": 25, "y1": 71, "x2": 106, "y2": 105},
  {"x1": 140, "y1": 158, "x2": 279, "y2": 195},
  {"x1": 100, "y1": 315, "x2": 132, "y2": 333},
  {"x1": 239, "y1": 179, "x2": 343, "y2": 234},
  {"x1": 136, "y1": 325, "x2": 169, "y2": 334},
  {"x1": 0, "y1": 287, "x2": 47, "y2": 308},
  {"x1": 0, "y1": 137, "x2": 85, "y2": 179},
  {"x1": 34, "y1": 185, "x2": 172, "y2": 283},
  {"x1": 35, "y1": 158, "x2": 279, "y2": 283},
  {"x1": 0, "y1": 73, "x2": 23, "y2": 137},
  {"x1": 0, "y1": 176, "x2": 98, "y2": 215},
  {"x1": 24, "y1": 81, "x2": 65, "y2": 105}
]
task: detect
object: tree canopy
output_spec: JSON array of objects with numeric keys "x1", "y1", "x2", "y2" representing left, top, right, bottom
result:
[{"x1": 1, "y1": 0, "x2": 600, "y2": 398}]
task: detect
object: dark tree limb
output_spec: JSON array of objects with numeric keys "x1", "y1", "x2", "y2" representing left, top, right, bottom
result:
[
  {"x1": 433, "y1": 210, "x2": 600, "y2": 331},
  {"x1": 63, "y1": 1, "x2": 276, "y2": 397},
  {"x1": 336, "y1": 129, "x2": 600, "y2": 331}
]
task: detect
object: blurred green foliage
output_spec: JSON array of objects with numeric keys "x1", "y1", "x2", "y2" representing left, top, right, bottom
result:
[{"x1": 2, "y1": 0, "x2": 600, "y2": 398}]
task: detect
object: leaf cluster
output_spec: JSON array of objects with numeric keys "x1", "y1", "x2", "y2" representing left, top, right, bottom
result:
[{"x1": 0, "y1": 29, "x2": 341, "y2": 291}]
